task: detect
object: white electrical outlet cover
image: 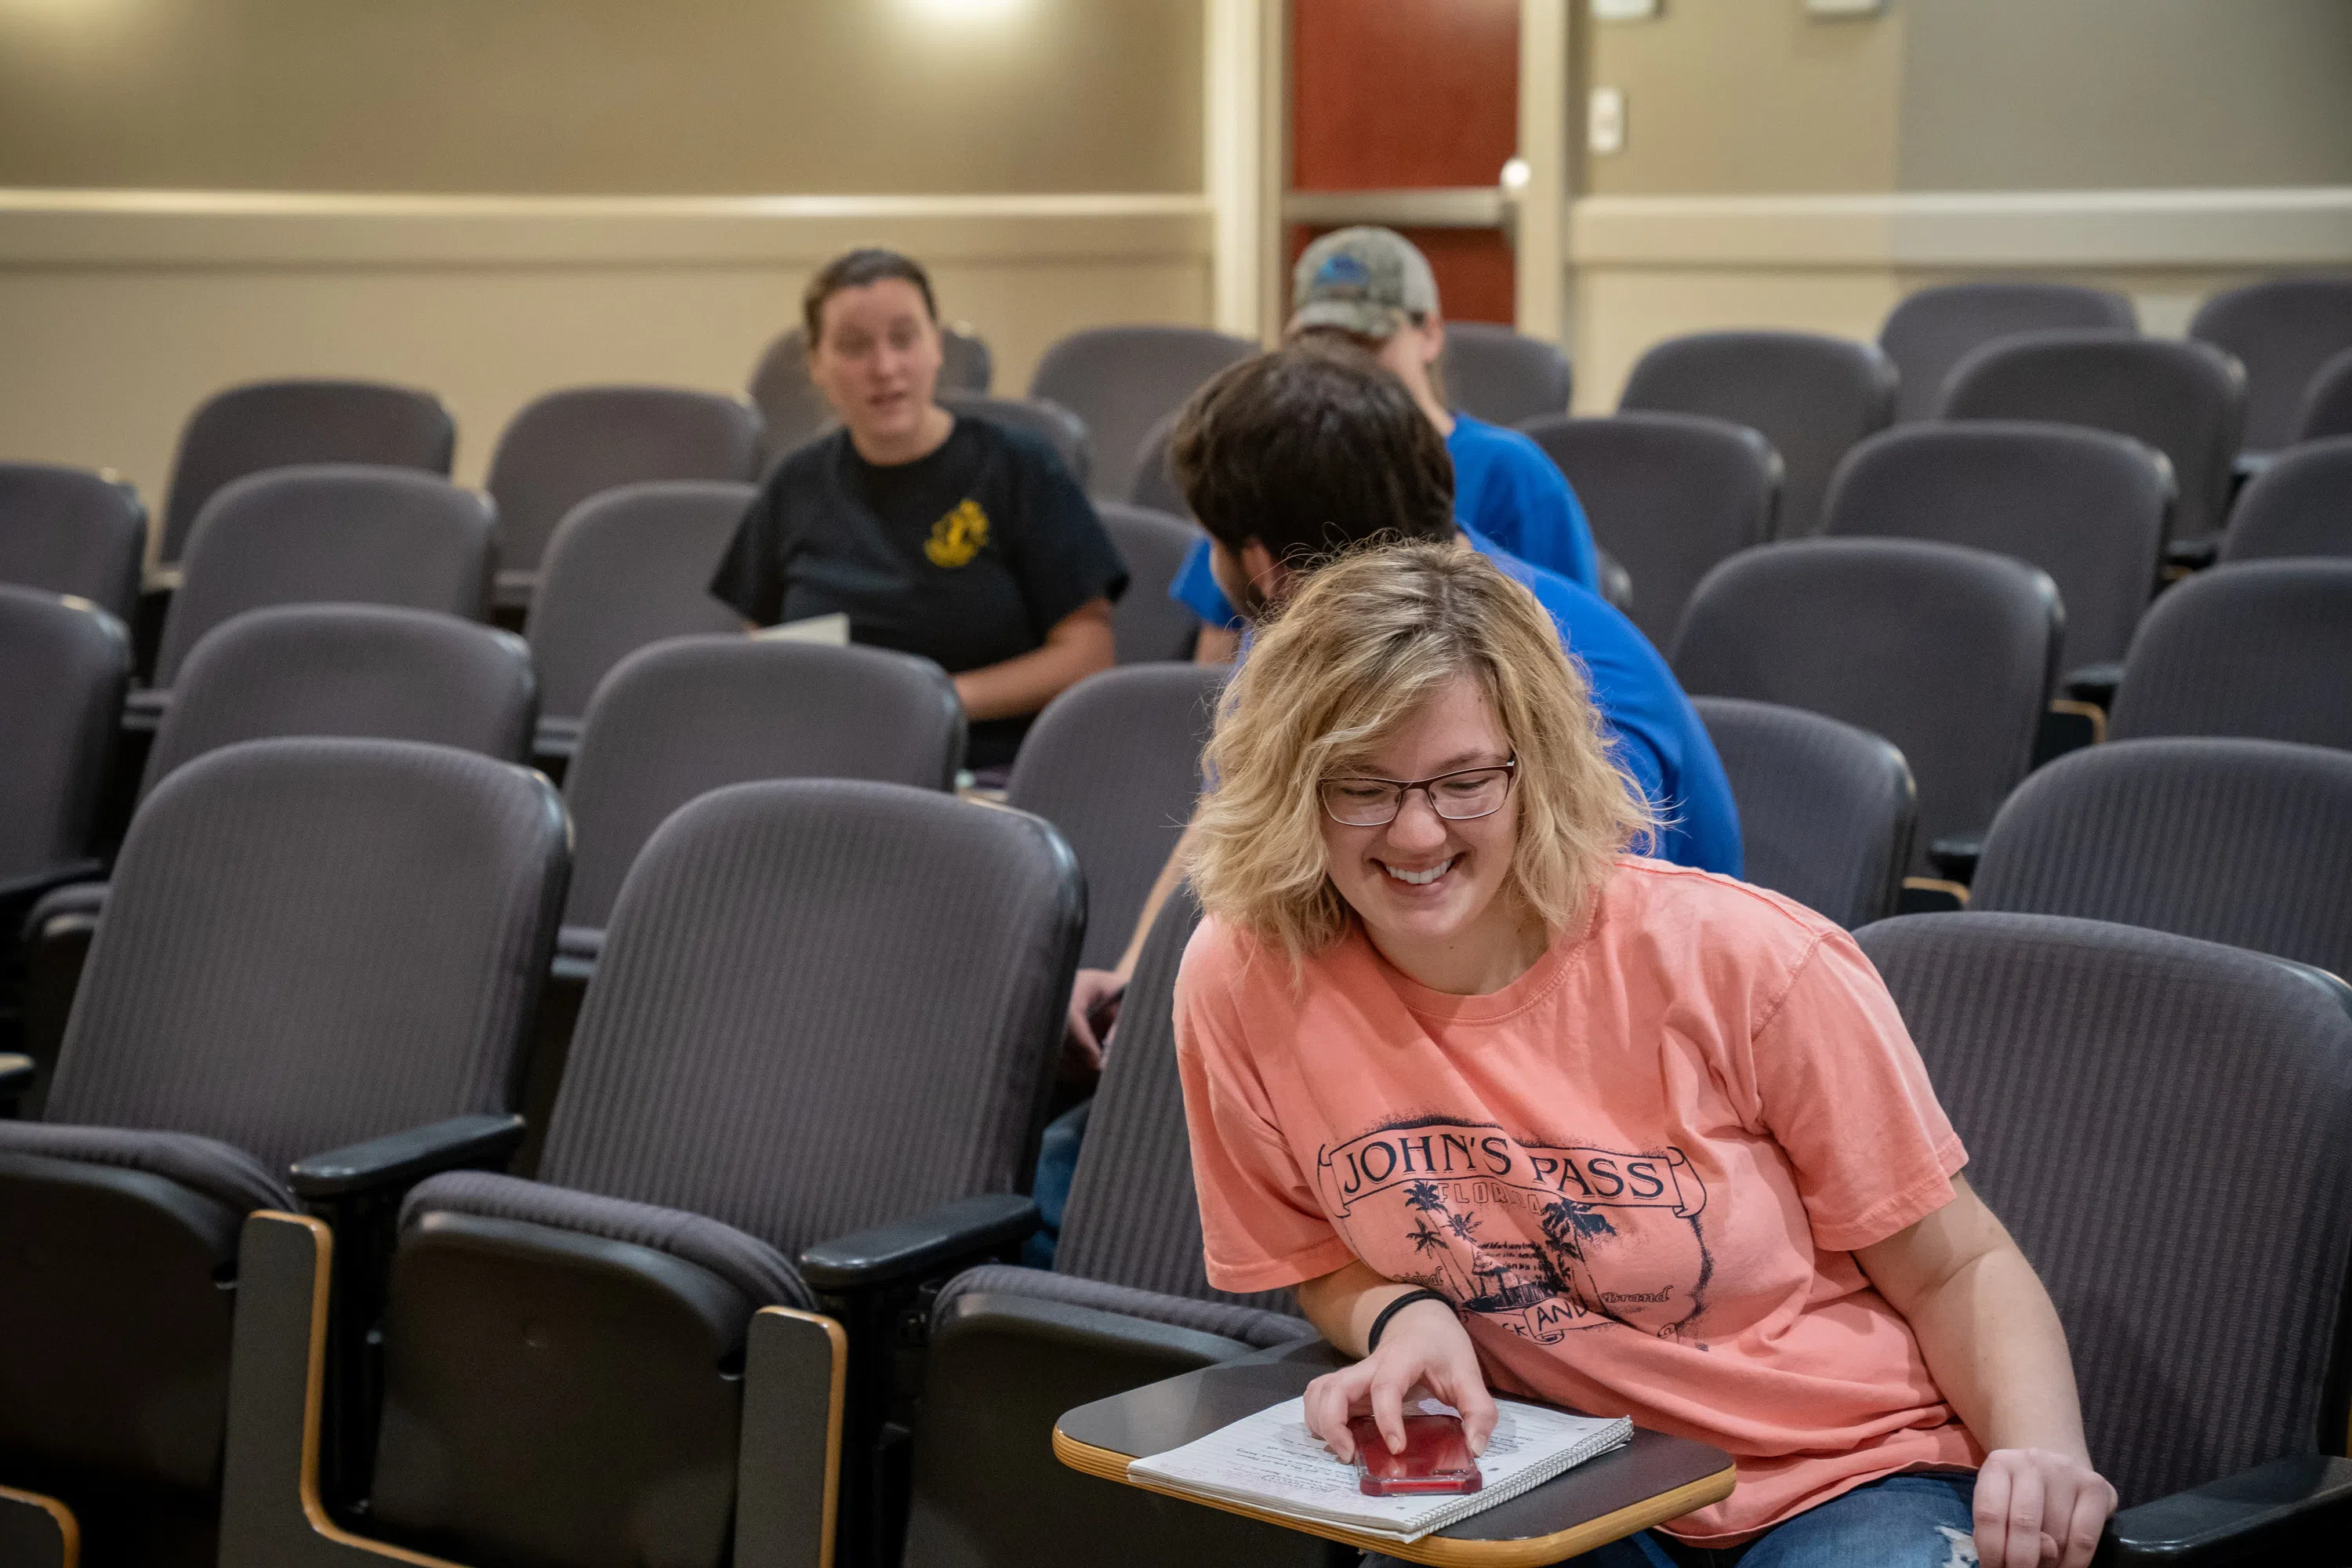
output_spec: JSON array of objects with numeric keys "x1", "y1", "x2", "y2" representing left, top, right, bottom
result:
[
  {"x1": 1588, "y1": 87, "x2": 1625, "y2": 155},
  {"x1": 1805, "y1": 0, "x2": 1885, "y2": 14},
  {"x1": 1592, "y1": 0, "x2": 1659, "y2": 18}
]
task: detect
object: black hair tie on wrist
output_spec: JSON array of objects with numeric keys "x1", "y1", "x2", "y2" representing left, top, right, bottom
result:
[{"x1": 1367, "y1": 1288, "x2": 1451, "y2": 1354}]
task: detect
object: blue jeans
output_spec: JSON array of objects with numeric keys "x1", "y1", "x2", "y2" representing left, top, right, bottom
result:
[
  {"x1": 1020, "y1": 1098, "x2": 1091, "y2": 1269},
  {"x1": 1365, "y1": 1472, "x2": 1978, "y2": 1568}
]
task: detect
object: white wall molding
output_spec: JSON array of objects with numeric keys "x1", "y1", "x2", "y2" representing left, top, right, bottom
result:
[
  {"x1": 1570, "y1": 187, "x2": 2352, "y2": 270},
  {"x1": 0, "y1": 189, "x2": 1212, "y2": 268},
  {"x1": 1203, "y1": 0, "x2": 1272, "y2": 339}
]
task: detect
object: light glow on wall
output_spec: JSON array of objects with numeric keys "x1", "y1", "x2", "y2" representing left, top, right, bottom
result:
[{"x1": 902, "y1": 0, "x2": 1026, "y2": 21}]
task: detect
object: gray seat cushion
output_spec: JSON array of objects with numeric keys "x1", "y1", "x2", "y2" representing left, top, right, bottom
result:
[
  {"x1": 0, "y1": 1120, "x2": 293, "y2": 1214},
  {"x1": 934, "y1": 1265, "x2": 1311, "y2": 1351},
  {"x1": 402, "y1": 1168, "x2": 813, "y2": 1311}
]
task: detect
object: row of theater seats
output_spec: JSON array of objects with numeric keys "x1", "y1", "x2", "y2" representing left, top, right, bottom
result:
[{"x1": 5, "y1": 729, "x2": 2350, "y2": 1568}]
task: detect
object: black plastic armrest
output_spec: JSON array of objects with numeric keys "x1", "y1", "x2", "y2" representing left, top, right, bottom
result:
[
  {"x1": 0, "y1": 860, "x2": 105, "y2": 909},
  {"x1": 288, "y1": 1112, "x2": 526, "y2": 1201},
  {"x1": 2163, "y1": 536, "x2": 2220, "y2": 572},
  {"x1": 0, "y1": 1052, "x2": 34, "y2": 1109},
  {"x1": 798, "y1": 1192, "x2": 1039, "y2": 1294},
  {"x1": 1927, "y1": 834, "x2": 1983, "y2": 886},
  {"x1": 2103, "y1": 1454, "x2": 2352, "y2": 1565},
  {"x1": 2063, "y1": 662, "x2": 2125, "y2": 710}
]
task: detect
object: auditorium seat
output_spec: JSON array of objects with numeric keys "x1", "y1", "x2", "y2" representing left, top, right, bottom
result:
[
  {"x1": 483, "y1": 386, "x2": 761, "y2": 612},
  {"x1": 142, "y1": 605, "x2": 535, "y2": 794},
  {"x1": 0, "y1": 464, "x2": 147, "y2": 622},
  {"x1": 941, "y1": 391, "x2": 1094, "y2": 489},
  {"x1": 1518, "y1": 412, "x2": 1780, "y2": 649},
  {"x1": 2187, "y1": 276, "x2": 2352, "y2": 455},
  {"x1": 1439, "y1": 321, "x2": 1572, "y2": 426},
  {"x1": 1692, "y1": 696, "x2": 1914, "y2": 929},
  {"x1": 0, "y1": 738, "x2": 566, "y2": 1568},
  {"x1": 554, "y1": 637, "x2": 964, "y2": 952},
  {"x1": 145, "y1": 466, "x2": 495, "y2": 703},
  {"x1": 905, "y1": 885, "x2": 1322, "y2": 1568},
  {"x1": 2294, "y1": 345, "x2": 2352, "y2": 444},
  {"x1": 521, "y1": 480, "x2": 753, "y2": 759},
  {"x1": 747, "y1": 322, "x2": 993, "y2": 463},
  {"x1": 1877, "y1": 281, "x2": 2136, "y2": 425},
  {"x1": 1616, "y1": 329, "x2": 1896, "y2": 538},
  {"x1": 1127, "y1": 408, "x2": 1187, "y2": 516},
  {"x1": 2219, "y1": 436, "x2": 2352, "y2": 562},
  {"x1": 1007, "y1": 664, "x2": 1224, "y2": 970},
  {"x1": 1973, "y1": 738, "x2": 2352, "y2": 977},
  {"x1": 1822, "y1": 422, "x2": 2170, "y2": 695},
  {"x1": 1856, "y1": 913, "x2": 2352, "y2": 1559},
  {"x1": 1672, "y1": 539, "x2": 2060, "y2": 881},
  {"x1": 1094, "y1": 503, "x2": 1203, "y2": 662},
  {"x1": 156, "y1": 379, "x2": 455, "y2": 566},
  {"x1": 1937, "y1": 331, "x2": 2246, "y2": 547},
  {"x1": 1029, "y1": 326, "x2": 1256, "y2": 501},
  {"x1": 2107, "y1": 560, "x2": 2352, "y2": 751},
  {"x1": 339, "y1": 780, "x2": 1077, "y2": 1568},
  {"x1": 0, "y1": 586, "x2": 126, "y2": 935}
]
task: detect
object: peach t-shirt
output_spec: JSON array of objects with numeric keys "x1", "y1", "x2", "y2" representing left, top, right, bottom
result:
[{"x1": 1174, "y1": 858, "x2": 1980, "y2": 1544}]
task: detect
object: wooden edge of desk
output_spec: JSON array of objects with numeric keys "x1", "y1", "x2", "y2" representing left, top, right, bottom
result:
[
  {"x1": 1051, "y1": 1427, "x2": 1737, "y2": 1568},
  {"x1": 0, "y1": 1486, "x2": 80, "y2": 1568}
]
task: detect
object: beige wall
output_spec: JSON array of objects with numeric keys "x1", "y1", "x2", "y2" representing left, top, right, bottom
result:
[
  {"x1": 1575, "y1": 0, "x2": 1904, "y2": 196},
  {"x1": 0, "y1": 0, "x2": 1203, "y2": 195},
  {"x1": 1898, "y1": 0, "x2": 2352, "y2": 192}
]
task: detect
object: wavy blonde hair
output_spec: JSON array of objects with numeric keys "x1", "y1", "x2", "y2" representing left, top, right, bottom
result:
[{"x1": 1189, "y1": 541, "x2": 1653, "y2": 962}]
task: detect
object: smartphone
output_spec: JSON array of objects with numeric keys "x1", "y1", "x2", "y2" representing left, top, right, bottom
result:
[{"x1": 1348, "y1": 1413, "x2": 1483, "y2": 1497}]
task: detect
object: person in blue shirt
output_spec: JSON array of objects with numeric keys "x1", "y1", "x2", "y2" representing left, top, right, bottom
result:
[
  {"x1": 1172, "y1": 226, "x2": 1599, "y2": 661},
  {"x1": 1029, "y1": 338, "x2": 1739, "y2": 1265}
]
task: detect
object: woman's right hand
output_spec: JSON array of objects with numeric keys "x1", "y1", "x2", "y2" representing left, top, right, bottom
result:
[{"x1": 1302, "y1": 1295, "x2": 1497, "y2": 1464}]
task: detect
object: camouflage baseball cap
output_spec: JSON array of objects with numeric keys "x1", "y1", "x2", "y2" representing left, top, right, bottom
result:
[{"x1": 1290, "y1": 227, "x2": 1440, "y2": 339}]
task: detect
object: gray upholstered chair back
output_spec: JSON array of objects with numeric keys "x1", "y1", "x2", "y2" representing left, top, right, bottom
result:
[
  {"x1": 1822, "y1": 421, "x2": 2172, "y2": 670},
  {"x1": 1878, "y1": 282, "x2": 2136, "y2": 425},
  {"x1": 560, "y1": 636, "x2": 964, "y2": 931},
  {"x1": 2108, "y1": 560, "x2": 2352, "y2": 751},
  {"x1": 746, "y1": 324, "x2": 993, "y2": 463},
  {"x1": 1029, "y1": 326, "x2": 1256, "y2": 500},
  {"x1": 2298, "y1": 346, "x2": 2352, "y2": 444},
  {"x1": 0, "y1": 586, "x2": 127, "y2": 883},
  {"x1": 1692, "y1": 696, "x2": 1912, "y2": 929},
  {"x1": 1095, "y1": 503, "x2": 1204, "y2": 662},
  {"x1": 483, "y1": 386, "x2": 761, "y2": 590},
  {"x1": 153, "y1": 464, "x2": 495, "y2": 688},
  {"x1": 45, "y1": 737, "x2": 568, "y2": 1171},
  {"x1": 1855, "y1": 913, "x2": 2352, "y2": 1507},
  {"x1": 160, "y1": 379, "x2": 454, "y2": 564},
  {"x1": 1672, "y1": 539, "x2": 2059, "y2": 872},
  {"x1": 1518, "y1": 412, "x2": 1780, "y2": 648},
  {"x1": 1127, "y1": 408, "x2": 1187, "y2": 516},
  {"x1": 1974, "y1": 738, "x2": 2352, "y2": 978},
  {"x1": 0, "y1": 463, "x2": 147, "y2": 622},
  {"x1": 1440, "y1": 322, "x2": 1572, "y2": 426},
  {"x1": 1616, "y1": 329, "x2": 1896, "y2": 538},
  {"x1": 521, "y1": 480, "x2": 753, "y2": 724},
  {"x1": 939, "y1": 392, "x2": 1093, "y2": 489},
  {"x1": 2188, "y1": 276, "x2": 2352, "y2": 452},
  {"x1": 539, "y1": 779, "x2": 1080, "y2": 1255},
  {"x1": 2220, "y1": 436, "x2": 2352, "y2": 563},
  {"x1": 142, "y1": 605, "x2": 536, "y2": 798},
  {"x1": 1938, "y1": 330, "x2": 2247, "y2": 543},
  {"x1": 1056, "y1": 884, "x2": 1292, "y2": 1312},
  {"x1": 1007, "y1": 664, "x2": 1223, "y2": 970}
]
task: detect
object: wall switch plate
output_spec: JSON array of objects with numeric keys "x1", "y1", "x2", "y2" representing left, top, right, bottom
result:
[
  {"x1": 1588, "y1": 86, "x2": 1625, "y2": 155},
  {"x1": 1591, "y1": 0, "x2": 1659, "y2": 19}
]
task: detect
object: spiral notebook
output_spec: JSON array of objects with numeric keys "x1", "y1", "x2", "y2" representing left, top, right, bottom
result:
[{"x1": 1125, "y1": 1396, "x2": 1632, "y2": 1545}]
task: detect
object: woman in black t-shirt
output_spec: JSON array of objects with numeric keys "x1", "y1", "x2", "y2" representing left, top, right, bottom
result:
[{"x1": 712, "y1": 248, "x2": 1126, "y2": 773}]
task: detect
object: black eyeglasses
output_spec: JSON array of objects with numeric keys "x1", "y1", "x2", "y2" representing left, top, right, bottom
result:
[{"x1": 1317, "y1": 758, "x2": 1519, "y2": 827}]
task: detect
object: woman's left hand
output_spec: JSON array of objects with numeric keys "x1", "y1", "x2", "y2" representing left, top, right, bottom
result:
[{"x1": 1972, "y1": 1447, "x2": 2116, "y2": 1568}]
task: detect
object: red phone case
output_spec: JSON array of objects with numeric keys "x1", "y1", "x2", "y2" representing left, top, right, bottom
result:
[{"x1": 1349, "y1": 1413, "x2": 1483, "y2": 1496}]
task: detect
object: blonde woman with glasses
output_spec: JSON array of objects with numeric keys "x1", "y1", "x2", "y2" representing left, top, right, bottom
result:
[{"x1": 1174, "y1": 543, "x2": 2114, "y2": 1568}]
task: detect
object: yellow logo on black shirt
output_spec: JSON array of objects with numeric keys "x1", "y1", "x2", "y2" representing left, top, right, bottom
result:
[{"x1": 925, "y1": 499, "x2": 991, "y2": 568}]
